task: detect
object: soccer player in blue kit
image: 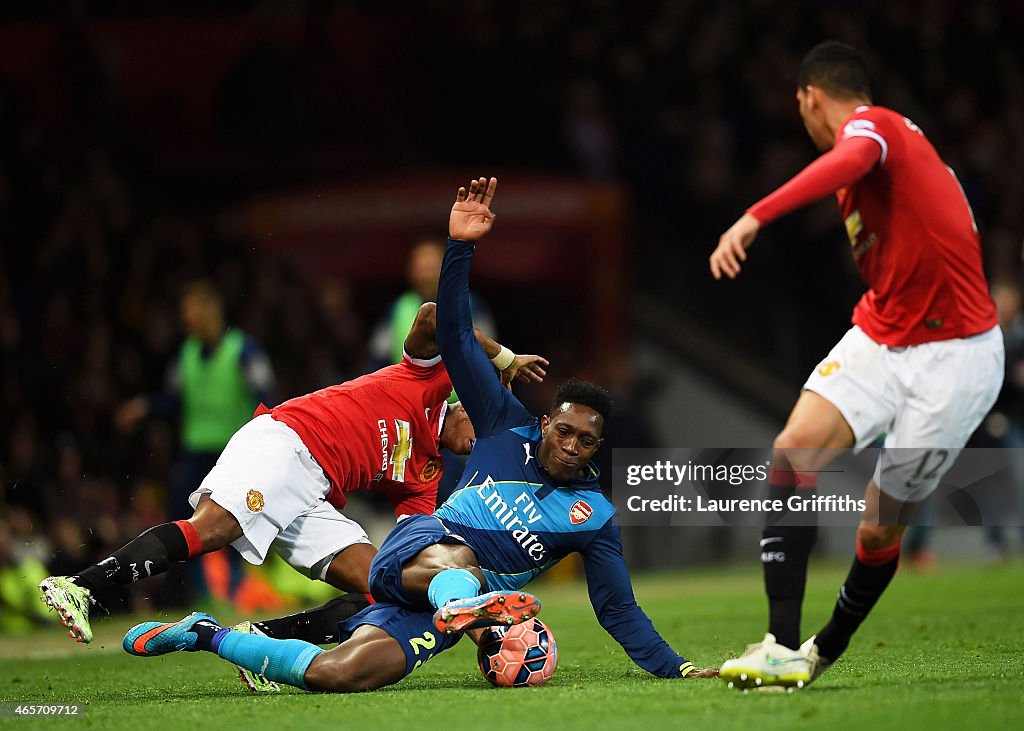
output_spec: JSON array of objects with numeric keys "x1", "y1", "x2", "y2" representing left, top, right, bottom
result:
[{"x1": 121, "y1": 176, "x2": 717, "y2": 691}]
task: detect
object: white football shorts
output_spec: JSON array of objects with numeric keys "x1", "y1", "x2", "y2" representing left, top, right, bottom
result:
[
  {"x1": 189, "y1": 413, "x2": 371, "y2": 579},
  {"x1": 803, "y1": 324, "x2": 1004, "y2": 502}
]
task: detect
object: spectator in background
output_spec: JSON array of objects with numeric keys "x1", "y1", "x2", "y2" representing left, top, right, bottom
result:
[
  {"x1": 367, "y1": 238, "x2": 497, "y2": 371},
  {"x1": 116, "y1": 280, "x2": 275, "y2": 603},
  {"x1": 366, "y1": 238, "x2": 496, "y2": 504}
]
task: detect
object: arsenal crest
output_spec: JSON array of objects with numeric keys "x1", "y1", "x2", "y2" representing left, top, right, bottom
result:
[{"x1": 569, "y1": 500, "x2": 593, "y2": 525}]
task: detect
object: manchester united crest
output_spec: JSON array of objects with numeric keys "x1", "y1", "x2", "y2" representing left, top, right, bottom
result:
[
  {"x1": 569, "y1": 500, "x2": 593, "y2": 525},
  {"x1": 817, "y1": 360, "x2": 840, "y2": 377},
  {"x1": 245, "y1": 489, "x2": 265, "y2": 513},
  {"x1": 420, "y1": 457, "x2": 443, "y2": 482}
]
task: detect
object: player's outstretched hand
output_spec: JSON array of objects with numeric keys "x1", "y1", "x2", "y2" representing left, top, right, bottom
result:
[
  {"x1": 500, "y1": 354, "x2": 549, "y2": 388},
  {"x1": 710, "y1": 213, "x2": 760, "y2": 280},
  {"x1": 684, "y1": 666, "x2": 720, "y2": 679},
  {"x1": 450, "y1": 177, "x2": 498, "y2": 242}
]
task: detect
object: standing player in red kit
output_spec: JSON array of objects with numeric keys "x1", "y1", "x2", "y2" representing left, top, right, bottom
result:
[
  {"x1": 709, "y1": 41, "x2": 1004, "y2": 689},
  {"x1": 39, "y1": 302, "x2": 546, "y2": 645}
]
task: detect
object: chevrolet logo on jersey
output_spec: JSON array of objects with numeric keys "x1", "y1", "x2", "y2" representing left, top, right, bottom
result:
[
  {"x1": 474, "y1": 476, "x2": 548, "y2": 560},
  {"x1": 844, "y1": 209, "x2": 863, "y2": 246},
  {"x1": 391, "y1": 419, "x2": 412, "y2": 481}
]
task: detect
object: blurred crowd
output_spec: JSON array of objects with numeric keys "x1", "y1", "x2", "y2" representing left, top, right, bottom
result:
[{"x1": 2, "y1": 1, "x2": 1023, "y2": 630}]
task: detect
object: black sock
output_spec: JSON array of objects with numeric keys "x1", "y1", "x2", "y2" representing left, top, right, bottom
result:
[
  {"x1": 191, "y1": 620, "x2": 225, "y2": 652},
  {"x1": 254, "y1": 593, "x2": 372, "y2": 644},
  {"x1": 815, "y1": 550, "x2": 899, "y2": 662},
  {"x1": 762, "y1": 524, "x2": 817, "y2": 650},
  {"x1": 72, "y1": 523, "x2": 191, "y2": 595}
]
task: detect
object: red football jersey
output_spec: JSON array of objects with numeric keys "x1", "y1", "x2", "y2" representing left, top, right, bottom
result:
[
  {"x1": 262, "y1": 354, "x2": 453, "y2": 519},
  {"x1": 835, "y1": 105, "x2": 997, "y2": 345}
]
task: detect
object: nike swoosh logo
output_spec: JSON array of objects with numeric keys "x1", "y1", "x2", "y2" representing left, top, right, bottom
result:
[
  {"x1": 765, "y1": 655, "x2": 805, "y2": 666},
  {"x1": 132, "y1": 623, "x2": 175, "y2": 654},
  {"x1": 759, "y1": 537, "x2": 783, "y2": 547}
]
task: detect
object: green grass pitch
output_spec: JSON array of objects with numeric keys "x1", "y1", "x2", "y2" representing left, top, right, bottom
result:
[{"x1": 1, "y1": 560, "x2": 1021, "y2": 730}]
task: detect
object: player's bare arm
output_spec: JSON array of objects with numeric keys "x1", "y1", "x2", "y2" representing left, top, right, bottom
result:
[
  {"x1": 405, "y1": 301, "x2": 547, "y2": 386},
  {"x1": 709, "y1": 212, "x2": 760, "y2": 280}
]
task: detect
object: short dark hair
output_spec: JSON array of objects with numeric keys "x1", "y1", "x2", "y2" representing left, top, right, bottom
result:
[
  {"x1": 550, "y1": 378, "x2": 613, "y2": 422},
  {"x1": 797, "y1": 41, "x2": 872, "y2": 101}
]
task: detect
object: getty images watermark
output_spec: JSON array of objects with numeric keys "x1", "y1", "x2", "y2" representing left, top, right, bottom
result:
[{"x1": 611, "y1": 448, "x2": 1023, "y2": 527}]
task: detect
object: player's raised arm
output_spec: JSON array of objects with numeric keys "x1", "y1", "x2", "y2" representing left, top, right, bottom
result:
[{"x1": 437, "y1": 176, "x2": 535, "y2": 437}]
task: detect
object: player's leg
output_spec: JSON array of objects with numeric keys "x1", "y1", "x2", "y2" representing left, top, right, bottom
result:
[
  {"x1": 400, "y1": 543, "x2": 541, "y2": 634},
  {"x1": 361, "y1": 515, "x2": 540, "y2": 635},
  {"x1": 306, "y1": 603, "x2": 462, "y2": 691},
  {"x1": 270, "y1": 500, "x2": 378, "y2": 594},
  {"x1": 124, "y1": 611, "x2": 327, "y2": 690},
  {"x1": 321, "y1": 543, "x2": 377, "y2": 593},
  {"x1": 38, "y1": 495, "x2": 236, "y2": 644},
  {"x1": 248, "y1": 593, "x2": 374, "y2": 644},
  {"x1": 719, "y1": 405, "x2": 868, "y2": 690},
  {"x1": 722, "y1": 327, "x2": 897, "y2": 689},
  {"x1": 762, "y1": 390, "x2": 856, "y2": 650},
  {"x1": 228, "y1": 501, "x2": 377, "y2": 689},
  {"x1": 302, "y1": 626, "x2": 408, "y2": 692},
  {"x1": 232, "y1": 592, "x2": 375, "y2": 692},
  {"x1": 806, "y1": 327, "x2": 1004, "y2": 683},
  {"x1": 41, "y1": 414, "x2": 323, "y2": 643},
  {"x1": 759, "y1": 327, "x2": 900, "y2": 652},
  {"x1": 400, "y1": 542, "x2": 485, "y2": 596},
  {"x1": 123, "y1": 603, "x2": 458, "y2": 693},
  {"x1": 808, "y1": 480, "x2": 908, "y2": 677}
]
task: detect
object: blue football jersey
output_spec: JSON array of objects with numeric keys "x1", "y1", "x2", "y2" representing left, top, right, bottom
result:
[
  {"x1": 435, "y1": 422, "x2": 614, "y2": 590},
  {"x1": 435, "y1": 238, "x2": 691, "y2": 679}
]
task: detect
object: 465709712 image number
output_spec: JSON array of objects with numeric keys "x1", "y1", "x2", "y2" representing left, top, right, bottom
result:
[{"x1": 0, "y1": 703, "x2": 85, "y2": 717}]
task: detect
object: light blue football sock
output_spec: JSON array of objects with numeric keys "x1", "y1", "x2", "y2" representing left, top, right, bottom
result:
[
  {"x1": 427, "y1": 568, "x2": 482, "y2": 609},
  {"x1": 212, "y1": 631, "x2": 324, "y2": 690}
]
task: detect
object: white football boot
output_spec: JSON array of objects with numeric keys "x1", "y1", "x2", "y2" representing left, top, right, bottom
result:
[
  {"x1": 800, "y1": 635, "x2": 832, "y2": 686},
  {"x1": 720, "y1": 632, "x2": 811, "y2": 690}
]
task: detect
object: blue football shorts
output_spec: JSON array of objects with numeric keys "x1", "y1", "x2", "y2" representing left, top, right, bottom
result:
[
  {"x1": 368, "y1": 514, "x2": 471, "y2": 608},
  {"x1": 338, "y1": 602, "x2": 462, "y2": 678}
]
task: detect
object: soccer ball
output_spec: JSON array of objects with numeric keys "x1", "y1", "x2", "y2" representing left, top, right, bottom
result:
[{"x1": 476, "y1": 617, "x2": 558, "y2": 687}]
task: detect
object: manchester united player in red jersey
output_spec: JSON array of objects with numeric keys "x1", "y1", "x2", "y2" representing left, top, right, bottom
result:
[
  {"x1": 710, "y1": 41, "x2": 1004, "y2": 689},
  {"x1": 39, "y1": 302, "x2": 547, "y2": 645}
]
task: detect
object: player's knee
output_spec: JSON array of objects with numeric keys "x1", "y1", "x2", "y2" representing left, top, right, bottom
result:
[
  {"x1": 857, "y1": 524, "x2": 903, "y2": 552},
  {"x1": 773, "y1": 427, "x2": 818, "y2": 452},
  {"x1": 189, "y1": 498, "x2": 242, "y2": 550},
  {"x1": 323, "y1": 543, "x2": 375, "y2": 594},
  {"x1": 402, "y1": 548, "x2": 485, "y2": 596}
]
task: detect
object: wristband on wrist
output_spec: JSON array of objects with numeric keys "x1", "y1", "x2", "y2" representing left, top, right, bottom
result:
[{"x1": 490, "y1": 345, "x2": 516, "y2": 371}]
